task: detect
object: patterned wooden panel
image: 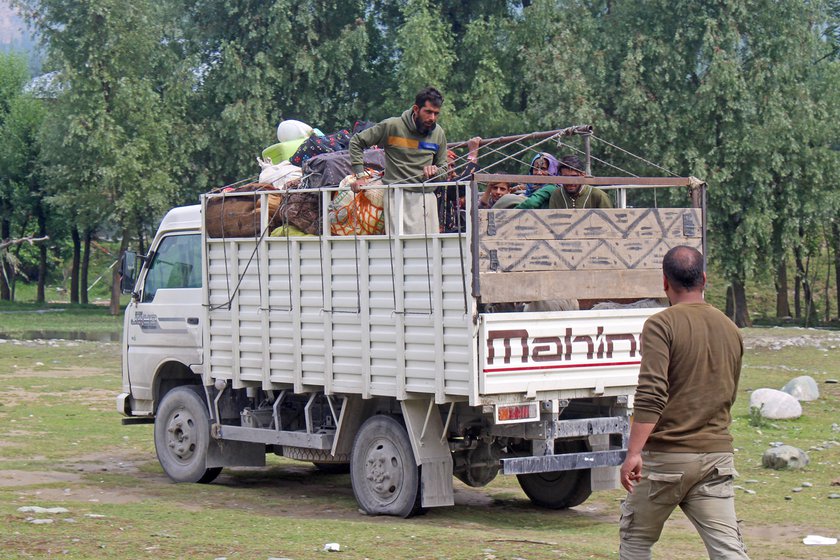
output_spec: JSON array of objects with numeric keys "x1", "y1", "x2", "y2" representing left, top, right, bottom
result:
[
  {"x1": 479, "y1": 270, "x2": 665, "y2": 303},
  {"x1": 477, "y1": 208, "x2": 701, "y2": 240},
  {"x1": 478, "y1": 237, "x2": 702, "y2": 273}
]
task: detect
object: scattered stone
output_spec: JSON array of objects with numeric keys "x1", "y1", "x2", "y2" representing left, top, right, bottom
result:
[
  {"x1": 832, "y1": 424, "x2": 840, "y2": 433},
  {"x1": 831, "y1": 478, "x2": 840, "y2": 486},
  {"x1": 742, "y1": 488, "x2": 756, "y2": 495},
  {"x1": 769, "y1": 441, "x2": 784, "y2": 447},
  {"x1": 84, "y1": 514, "x2": 106, "y2": 519},
  {"x1": 784, "y1": 496, "x2": 793, "y2": 500},
  {"x1": 829, "y1": 494, "x2": 840, "y2": 499},
  {"x1": 781, "y1": 376, "x2": 819, "y2": 401},
  {"x1": 802, "y1": 482, "x2": 813, "y2": 488},
  {"x1": 749, "y1": 389, "x2": 802, "y2": 420},
  {"x1": 825, "y1": 379, "x2": 838, "y2": 384},
  {"x1": 792, "y1": 487, "x2": 803, "y2": 493},
  {"x1": 803, "y1": 535, "x2": 837, "y2": 545},
  {"x1": 744, "y1": 479, "x2": 759, "y2": 484},
  {"x1": 324, "y1": 543, "x2": 340, "y2": 552},
  {"x1": 28, "y1": 518, "x2": 54, "y2": 524},
  {"x1": 762, "y1": 445, "x2": 810, "y2": 470},
  {"x1": 18, "y1": 506, "x2": 69, "y2": 514}
]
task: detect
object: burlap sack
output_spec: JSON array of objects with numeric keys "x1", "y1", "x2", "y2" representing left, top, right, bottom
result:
[{"x1": 205, "y1": 183, "x2": 282, "y2": 238}]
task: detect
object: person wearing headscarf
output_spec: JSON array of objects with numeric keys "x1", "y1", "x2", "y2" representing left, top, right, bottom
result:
[{"x1": 515, "y1": 152, "x2": 560, "y2": 209}]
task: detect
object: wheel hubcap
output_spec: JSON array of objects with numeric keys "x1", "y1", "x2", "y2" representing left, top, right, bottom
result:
[
  {"x1": 165, "y1": 410, "x2": 196, "y2": 461},
  {"x1": 364, "y1": 439, "x2": 403, "y2": 501}
]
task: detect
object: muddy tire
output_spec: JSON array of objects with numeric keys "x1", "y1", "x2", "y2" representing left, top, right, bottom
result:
[
  {"x1": 516, "y1": 468, "x2": 591, "y2": 509},
  {"x1": 350, "y1": 415, "x2": 421, "y2": 517},
  {"x1": 154, "y1": 386, "x2": 221, "y2": 484},
  {"x1": 282, "y1": 446, "x2": 350, "y2": 464}
]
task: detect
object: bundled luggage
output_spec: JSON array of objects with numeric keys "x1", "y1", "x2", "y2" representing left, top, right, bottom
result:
[
  {"x1": 207, "y1": 119, "x2": 388, "y2": 238},
  {"x1": 205, "y1": 183, "x2": 282, "y2": 238}
]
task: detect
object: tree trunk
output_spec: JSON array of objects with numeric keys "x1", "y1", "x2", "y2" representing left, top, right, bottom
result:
[
  {"x1": 70, "y1": 226, "x2": 81, "y2": 304},
  {"x1": 731, "y1": 280, "x2": 752, "y2": 328},
  {"x1": 793, "y1": 244, "x2": 802, "y2": 319},
  {"x1": 725, "y1": 285, "x2": 734, "y2": 319},
  {"x1": 771, "y1": 225, "x2": 791, "y2": 318},
  {"x1": 834, "y1": 221, "x2": 840, "y2": 319},
  {"x1": 775, "y1": 257, "x2": 791, "y2": 318},
  {"x1": 1, "y1": 216, "x2": 11, "y2": 301},
  {"x1": 110, "y1": 230, "x2": 130, "y2": 316},
  {"x1": 81, "y1": 231, "x2": 92, "y2": 305},
  {"x1": 36, "y1": 205, "x2": 47, "y2": 304},
  {"x1": 794, "y1": 248, "x2": 815, "y2": 325}
]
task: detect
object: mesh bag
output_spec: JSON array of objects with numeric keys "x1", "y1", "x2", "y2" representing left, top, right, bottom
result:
[{"x1": 329, "y1": 177, "x2": 385, "y2": 236}]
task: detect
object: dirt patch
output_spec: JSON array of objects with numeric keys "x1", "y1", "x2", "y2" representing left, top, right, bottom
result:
[{"x1": 0, "y1": 470, "x2": 82, "y2": 487}]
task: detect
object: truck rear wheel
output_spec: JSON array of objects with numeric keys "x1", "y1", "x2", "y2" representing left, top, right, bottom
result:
[
  {"x1": 516, "y1": 441, "x2": 592, "y2": 509},
  {"x1": 516, "y1": 468, "x2": 591, "y2": 509},
  {"x1": 154, "y1": 386, "x2": 221, "y2": 484},
  {"x1": 350, "y1": 415, "x2": 421, "y2": 517}
]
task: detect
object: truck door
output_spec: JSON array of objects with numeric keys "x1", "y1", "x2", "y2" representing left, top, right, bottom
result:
[{"x1": 125, "y1": 233, "x2": 203, "y2": 404}]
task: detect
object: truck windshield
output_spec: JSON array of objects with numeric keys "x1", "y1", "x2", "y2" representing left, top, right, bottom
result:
[{"x1": 141, "y1": 234, "x2": 201, "y2": 303}]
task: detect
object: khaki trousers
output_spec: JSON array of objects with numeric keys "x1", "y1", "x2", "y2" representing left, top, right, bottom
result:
[{"x1": 619, "y1": 451, "x2": 749, "y2": 560}]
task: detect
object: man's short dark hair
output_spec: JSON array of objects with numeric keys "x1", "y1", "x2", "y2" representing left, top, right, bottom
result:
[
  {"x1": 559, "y1": 155, "x2": 584, "y2": 173},
  {"x1": 415, "y1": 86, "x2": 444, "y2": 108},
  {"x1": 663, "y1": 246, "x2": 705, "y2": 291}
]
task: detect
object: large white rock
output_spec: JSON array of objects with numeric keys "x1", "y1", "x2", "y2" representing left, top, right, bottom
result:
[
  {"x1": 762, "y1": 445, "x2": 809, "y2": 470},
  {"x1": 781, "y1": 375, "x2": 820, "y2": 401},
  {"x1": 749, "y1": 388, "x2": 802, "y2": 419}
]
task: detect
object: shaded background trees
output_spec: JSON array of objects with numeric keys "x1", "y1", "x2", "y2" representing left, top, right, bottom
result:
[{"x1": 2, "y1": 0, "x2": 838, "y2": 325}]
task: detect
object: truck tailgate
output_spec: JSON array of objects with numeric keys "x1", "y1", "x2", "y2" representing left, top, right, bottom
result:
[{"x1": 478, "y1": 307, "x2": 661, "y2": 398}]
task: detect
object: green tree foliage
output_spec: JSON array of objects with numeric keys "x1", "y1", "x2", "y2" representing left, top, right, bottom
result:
[
  {"x1": 175, "y1": 0, "x2": 372, "y2": 186},
  {"x1": 14, "y1": 0, "x2": 190, "y2": 311},
  {"x1": 4, "y1": 0, "x2": 839, "y2": 325},
  {"x1": 0, "y1": 51, "x2": 39, "y2": 301}
]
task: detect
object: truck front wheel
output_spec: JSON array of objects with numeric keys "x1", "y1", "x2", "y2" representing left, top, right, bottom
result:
[
  {"x1": 154, "y1": 386, "x2": 221, "y2": 484},
  {"x1": 350, "y1": 415, "x2": 421, "y2": 517}
]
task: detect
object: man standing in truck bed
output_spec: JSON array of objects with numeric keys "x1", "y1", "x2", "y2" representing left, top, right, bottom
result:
[
  {"x1": 349, "y1": 86, "x2": 448, "y2": 234},
  {"x1": 618, "y1": 245, "x2": 749, "y2": 559}
]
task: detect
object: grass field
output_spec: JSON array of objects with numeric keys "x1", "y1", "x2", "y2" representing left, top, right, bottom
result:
[{"x1": 0, "y1": 316, "x2": 838, "y2": 558}]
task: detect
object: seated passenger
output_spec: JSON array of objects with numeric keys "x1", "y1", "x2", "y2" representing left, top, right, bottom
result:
[
  {"x1": 515, "y1": 153, "x2": 560, "y2": 209},
  {"x1": 548, "y1": 155, "x2": 612, "y2": 209},
  {"x1": 478, "y1": 181, "x2": 511, "y2": 209}
]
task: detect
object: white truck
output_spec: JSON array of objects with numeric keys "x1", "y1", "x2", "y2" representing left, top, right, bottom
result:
[{"x1": 117, "y1": 135, "x2": 704, "y2": 517}]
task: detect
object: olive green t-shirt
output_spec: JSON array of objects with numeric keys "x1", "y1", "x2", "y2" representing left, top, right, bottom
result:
[
  {"x1": 633, "y1": 302, "x2": 743, "y2": 453},
  {"x1": 547, "y1": 185, "x2": 613, "y2": 209}
]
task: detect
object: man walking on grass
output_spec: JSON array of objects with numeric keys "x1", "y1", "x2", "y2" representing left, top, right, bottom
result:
[{"x1": 619, "y1": 245, "x2": 750, "y2": 559}]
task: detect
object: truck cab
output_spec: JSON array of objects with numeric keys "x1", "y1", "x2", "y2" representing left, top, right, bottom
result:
[{"x1": 117, "y1": 205, "x2": 203, "y2": 417}]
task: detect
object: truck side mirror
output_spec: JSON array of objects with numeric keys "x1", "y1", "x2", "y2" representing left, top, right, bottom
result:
[{"x1": 119, "y1": 251, "x2": 138, "y2": 295}]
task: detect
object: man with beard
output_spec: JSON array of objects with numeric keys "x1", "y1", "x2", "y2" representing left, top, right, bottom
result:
[
  {"x1": 349, "y1": 86, "x2": 448, "y2": 234},
  {"x1": 548, "y1": 155, "x2": 613, "y2": 209}
]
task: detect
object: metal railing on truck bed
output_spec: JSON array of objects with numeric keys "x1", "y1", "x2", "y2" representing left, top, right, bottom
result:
[{"x1": 200, "y1": 173, "x2": 704, "y2": 407}]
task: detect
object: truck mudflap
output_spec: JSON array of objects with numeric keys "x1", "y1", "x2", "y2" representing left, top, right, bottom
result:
[{"x1": 500, "y1": 415, "x2": 630, "y2": 475}]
